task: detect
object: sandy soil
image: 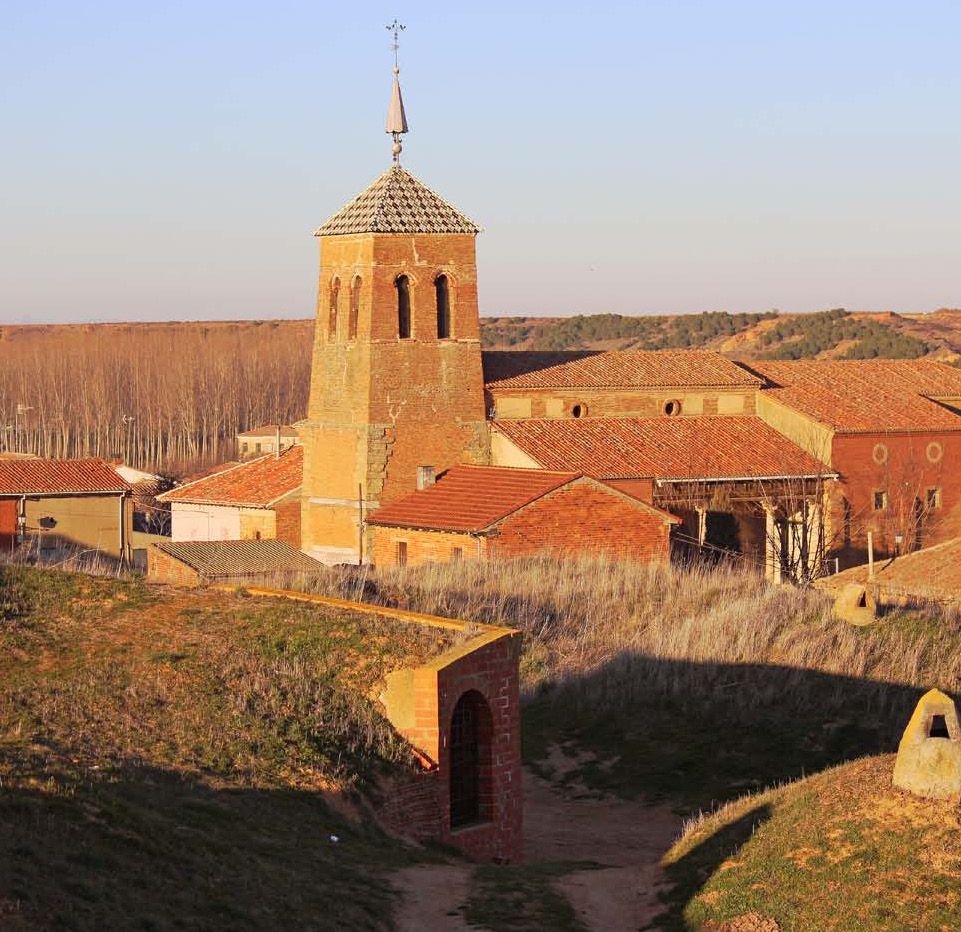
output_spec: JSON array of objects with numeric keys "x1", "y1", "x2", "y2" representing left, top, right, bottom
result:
[{"x1": 392, "y1": 745, "x2": 682, "y2": 932}]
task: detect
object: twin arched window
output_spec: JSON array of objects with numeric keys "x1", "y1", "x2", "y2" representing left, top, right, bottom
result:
[{"x1": 395, "y1": 273, "x2": 453, "y2": 340}]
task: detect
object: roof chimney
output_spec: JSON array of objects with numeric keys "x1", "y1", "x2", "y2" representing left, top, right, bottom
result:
[{"x1": 416, "y1": 465, "x2": 436, "y2": 490}]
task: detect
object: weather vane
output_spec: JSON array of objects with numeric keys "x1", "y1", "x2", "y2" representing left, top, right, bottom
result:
[
  {"x1": 386, "y1": 19, "x2": 405, "y2": 70},
  {"x1": 385, "y1": 20, "x2": 409, "y2": 165}
]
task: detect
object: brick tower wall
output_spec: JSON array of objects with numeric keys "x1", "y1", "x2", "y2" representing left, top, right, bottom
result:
[{"x1": 301, "y1": 232, "x2": 488, "y2": 563}]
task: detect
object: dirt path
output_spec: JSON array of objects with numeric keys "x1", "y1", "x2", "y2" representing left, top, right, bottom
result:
[
  {"x1": 524, "y1": 747, "x2": 682, "y2": 931},
  {"x1": 391, "y1": 864, "x2": 473, "y2": 932},
  {"x1": 392, "y1": 745, "x2": 682, "y2": 932}
]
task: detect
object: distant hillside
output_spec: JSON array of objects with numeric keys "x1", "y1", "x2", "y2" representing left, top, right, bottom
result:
[{"x1": 482, "y1": 308, "x2": 961, "y2": 362}]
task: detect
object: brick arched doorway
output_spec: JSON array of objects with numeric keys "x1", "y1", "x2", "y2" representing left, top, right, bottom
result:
[{"x1": 449, "y1": 690, "x2": 492, "y2": 829}]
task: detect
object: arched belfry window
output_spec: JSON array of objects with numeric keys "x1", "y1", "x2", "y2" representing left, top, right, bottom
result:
[
  {"x1": 449, "y1": 690, "x2": 492, "y2": 829},
  {"x1": 328, "y1": 278, "x2": 340, "y2": 338},
  {"x1": 396, "y1": 275, "x2": 411, "y2": 339},
  {"x1": 348, "y1": 276, "x2": 361, "y2": 340},
  {"x1": 435, "y1": 274, "x2": 451, "y2": 340}
]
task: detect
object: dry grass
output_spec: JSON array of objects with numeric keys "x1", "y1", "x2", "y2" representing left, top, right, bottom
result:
[{"x1": 279, "y1": 555, "x2": 961, "y2": 808}]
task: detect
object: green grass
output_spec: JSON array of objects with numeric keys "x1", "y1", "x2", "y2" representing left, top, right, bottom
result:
[
  {"x1": 660, "y1": 755, "x2": 961, "y2": 931},
  {"x1": 0, "y1": 564, "x2": 462, "y2": 930}
]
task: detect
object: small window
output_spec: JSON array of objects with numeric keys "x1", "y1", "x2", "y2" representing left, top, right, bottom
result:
[
  {"x1": 396, "y1": 275, "x2": 411, "y2": 339},
  {"x1": 349, "y1": 276, "x2": 361, "y2": 340},
  {"x1": 436, "y1": 274, "x2": 451, "y2": 339},
  {"x1": 328, "y1": 277, "x2": 340, "y2": 338},
  {"x1": 241, "y1": 442, "x2": 248, "y2": 454},
  {"x1": 254, "y1": 531, "x2": 261, "y2": 540},
  {"x1": 873, "y1": 490, "x2": 887, "y2": 511},
  {"x1": 931, "y1": 714, "x2": 950, "y2": 738},
  {"x1": 664, "y1": 399, "x2": 682, "y2": 416},
  {"x1": 927, "y1": 487, "x2": 942, "y2": 510},
  {"x1": 396, "y1": 540, "x2": 408, "y2": 567},
  {"x1": 571, "y1": 403, "x2": 588, "y2": 419},
  {"x1": 452, "y1": 547, "x2": 463, "y2": 562},
  {"x1": 255, "y1": 442, "x2": 262, "y2": 454}
]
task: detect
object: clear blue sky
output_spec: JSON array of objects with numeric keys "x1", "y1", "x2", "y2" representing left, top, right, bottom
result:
[{"x1": 2, "y1": 1, "x2": 959, "y2": 323}]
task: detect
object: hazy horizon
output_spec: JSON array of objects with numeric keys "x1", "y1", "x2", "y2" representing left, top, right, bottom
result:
[{"x1": 3, "y1": 1, "x2": 960, "y2": 325}]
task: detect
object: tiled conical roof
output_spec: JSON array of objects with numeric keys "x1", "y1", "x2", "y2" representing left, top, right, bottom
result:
[{"x1": 314, "y1": 166, "x2": 479, "y2": 236}]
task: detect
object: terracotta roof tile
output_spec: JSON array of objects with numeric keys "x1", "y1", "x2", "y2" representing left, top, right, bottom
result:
[
  {"x1": 152, "y1": 540, "x2": 321, "y2": 578},
  {"x1": 750, "y1": 359, "x2": 961, "y2": 433},
  {"x1": 495, "y1": 416, "x2": 831, "y2": 481},
  {"x1": 314, "y1": 166, "x2": 479, "y2": 236},
  {"x1": 483, "y1": 350, "x2": 762, "y2": 390},
  {"x1": 158, "y1": 447, "x2": 302, "y2": 508},
  {"x1": 367, "y1": 465, "x2": 583, "y2": 532},
  {"x1": 818, "y1": 537, "x2": 961, "y2": 603},
  {"x1": 0, "y1": 458, "x2": 130, "y2": 495}
]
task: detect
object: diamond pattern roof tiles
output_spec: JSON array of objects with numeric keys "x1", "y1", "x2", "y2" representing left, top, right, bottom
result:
[{"x1": 314, "y1": 166, "x2": 479, "y2": 236}]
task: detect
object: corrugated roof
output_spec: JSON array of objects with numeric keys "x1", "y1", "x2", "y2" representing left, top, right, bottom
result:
[
  {"x1": 367, "y1": 465, "x2": 581, "y2": 532},
  {"x1": 158, "y1": 446, "x2": 303, "y2": 508},
  {"x1": 494, "y1": 416, "x2": 831, "y2": 481},
  {"x1": 314, "y1": 166, "x2": 479, "y2": 236},
  {"x1": 483, "y1": 350, "x2": 763, "y2": 390},
  {"x1": 152, "y1": 540, "x2": 321, "y2": 578},
  {"x1": 0, "y1": 458, "x2": 131, "y2": 495},
  {"x1": 750, "y1": 359, "x2": 961, "y2": 433}
]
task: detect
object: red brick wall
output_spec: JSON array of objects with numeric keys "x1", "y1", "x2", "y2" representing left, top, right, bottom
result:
[
  {"x1": 274, "y1": 498, "x2": 302, "y2": 548},
  {"x1": 0, "y1": 498, "x2": 16, "y2": 552},
  {"x1": 147, "y1": 546, "x2": 200, "y2": 586},
  {"x1": 378, "y1": 763, "x2": 443, "y2": 842},
  {"x1": 488, "y1": 482, "x2": 673, "y2": 563},
  {"x1": 831, "y1": 431, "x2": 961, "y2": 560},
  {"x1": 371, "y1": 526, "x2": 483, "y2": 567},
  {"x1": 388, "y1": 631, "x2": 524, "y2": 863}
]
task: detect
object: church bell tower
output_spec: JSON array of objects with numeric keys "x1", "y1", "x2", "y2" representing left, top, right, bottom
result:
[{"x1": 301, "y1": 31, "x2": 489, "y2": 563}]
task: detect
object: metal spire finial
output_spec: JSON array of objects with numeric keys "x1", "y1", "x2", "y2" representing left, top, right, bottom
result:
[{"x1": 385, "y1": 20, "x2": 408, "y2": 165}]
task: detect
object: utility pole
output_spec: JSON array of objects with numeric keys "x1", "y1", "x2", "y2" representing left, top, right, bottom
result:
[{"x1": 15, "y1": 404, "x2": 33, "y2": 455}]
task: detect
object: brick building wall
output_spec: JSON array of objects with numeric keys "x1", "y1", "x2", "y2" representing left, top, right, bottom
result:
[
  {"x1": 381, "y1": 629, "x2": 524, "y2": 862},
  {"x1": 0, "y1": 499, "x2": 16, "y2": 551},
  {"x1": 274, "y1": 497, "x2": 302, "y2": 549},
  {"x1": 828, "y1": 431, "x2": 961, "y2": 564},
  {"x1": 301, "y1": 231, "x2": 489, "y2": 564},
  {"x1": 371, "y1": 526, "x2": 484, "y2": 567},
  {"x1": 147, "y1": 546, "x2": 200, "y2": 585},
  {"x1": 488, "y1": 482, "x2": 674, "y2": 563},
  {"x1": 489, "y1": 388, "x2": 757, "y2": 420}
]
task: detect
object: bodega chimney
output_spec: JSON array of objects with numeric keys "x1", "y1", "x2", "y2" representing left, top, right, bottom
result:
[{"x1": 416, "y1": 465, "x2": 436, "y2": 490}]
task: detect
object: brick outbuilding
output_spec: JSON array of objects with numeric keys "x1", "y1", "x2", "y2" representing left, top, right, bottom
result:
[{"x1": 366, "y1": 465, "x2": 679, "y2": 567}]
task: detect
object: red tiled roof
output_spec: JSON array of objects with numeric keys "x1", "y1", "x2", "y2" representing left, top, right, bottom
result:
[
  {"x1": 494, "y1": 416, "x2": 832, "y2": 481},
  {"x1": 483, "y1": 350, "x2": 763, "y2": 390},
  {"x1": 818, "y1": 537, "x2": 961, "y2": 603},
  {"x1": 750, "y1": 360, "x2": 961, "y2": 433},
  {"x1": 0, "y1": 458, "x2": 131, "y2": 495},
  {"x1": 367, "y1": 465, "x2": 584, "y2": 532},
  {"x1": 158, "y1": 446, "x2": 303, "y2": 508}
]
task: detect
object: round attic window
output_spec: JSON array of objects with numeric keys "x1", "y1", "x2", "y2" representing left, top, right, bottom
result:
[
  {"x1": 927, "y1": 441, "x2": 944, "y2": 464},
  {"x1": 872, "y1": 442, "x2": 889, "y2": 465},
  {"x1": 571, "y1": 403, "x2": 588, "y2": 419},
  {"x1": 664, "y1": 399, "x2": 682, "y2": 416}
]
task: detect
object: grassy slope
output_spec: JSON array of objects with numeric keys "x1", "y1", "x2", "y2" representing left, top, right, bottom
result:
[
  {"x1": 0, "y1": 567, "x2": 450, "y2": 931},
  {"x1": 662, "y1": 755, "x2": 961, "y2": 931}
]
